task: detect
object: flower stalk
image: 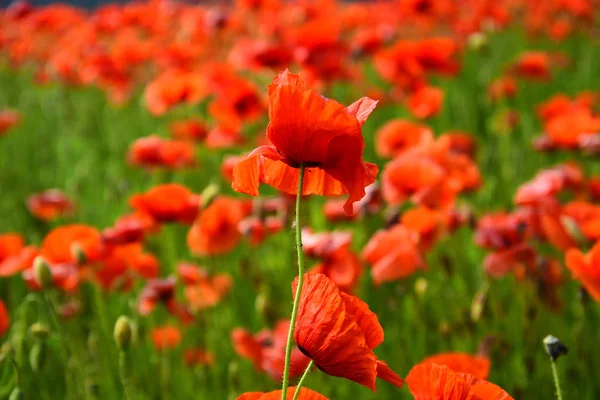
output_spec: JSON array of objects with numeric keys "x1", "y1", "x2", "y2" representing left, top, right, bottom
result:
[{"x1": 281, "y1": 164, "x2": 306, "y2": 400}]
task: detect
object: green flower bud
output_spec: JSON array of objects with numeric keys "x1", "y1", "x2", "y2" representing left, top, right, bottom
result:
[
  {"x1": 114, "y1": 316, "x2": 133, "y2": 351},
  {"x1": 29, "y1": 323, "x2": 50, "y2": 340},
  {"x1": 33, "y1": 256, "x2": 52, "y2": 289}
]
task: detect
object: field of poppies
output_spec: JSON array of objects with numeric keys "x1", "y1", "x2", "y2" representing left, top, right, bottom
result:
[{"x1": 1, "y1": 1, "x2": 600, "y2": 399}]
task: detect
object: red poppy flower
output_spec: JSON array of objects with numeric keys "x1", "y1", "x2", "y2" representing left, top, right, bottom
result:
[
  {"x1": 151, "y1": 325, "x2": 182, "y2": 351},
  {"x1": 41, "y1": 224, "x2": 102, "y2": 264},
  {"x1": 483, "y1": 244, "x2": 536, "y2": 279},
  {"x1": 96, "y1": 242, "x2": 158, "y2": 288},
  {"x1": 475, "y1": 212, "x2": 532, "y2": 250},
  {"x1": 102, "y1": 212, "x2": 156, "y2": 246},
  {"x1": 323, "y1": 183, "x2": 382, "y2": 221},
  {"x1": 0, "y1": 300, "x2": 9, "y2": 337},
  {"x1": 444, "y1": 131, "x2": 477, "y2": 158},
  {"x1": 187, "y1": 197, "x2": 251, "y2": 256},
  {"x1": 302, "y1": 229, "x2": 362, "y2": 292},
  {"x1": 237, "y1": 387, "x2": 328, "y2": 400},
  {"x1": 144, "y1": 70, "x2": 207, "y2": 116},
  {"x1": 208, "y1": 74, "x2": 265, "y2": 131},
  {"x1": 566, "y1": 242, "x2": 600, "y2": 302},
  {"x1": 363, "y1": 224, "x2": 425, "y2": 284},
  {"x1": 130, "y1": 184, "x2": 200, "y2": 224},
  {"x1": 401, "y1": 206, "x2": 443, "y2": 250},
  {"x1": 238, "y1": 216, "x2": 284, "y2": 246},
  {"x1": 515, "y1": 164, "x2": 583, "y2": 206},
  {"x1": 26, "y1": 189, "x2": 75, "y2": 221},
  {"x1": 231, "y1": 70, "x2": 378, "y2": 215},
  {"x1": 407, "y1": 363, "x2": 513, "y2": 400},
  {"x1": 0, "y1": 109, "x2": 21, "y2": 136},
  {"x1": 184, "y1": 348, "x2": 215, "y2": 367},
  {"x1": 138, "y1": 277, "x2": 193, "y2": 323},
  {"x1": 178, "y1": 263, "x2": 232, "y2": 310},
  {"x1": 229, "y1": 39, "x2": 294, "y2": 72},
  {"x1": 375, "y1": 119, "x2": 434, "y2": 158},
  {"x1": 293, "y1": 273, "x2": 404, "y2": 391},
  {"x1": 128, "y1": 135, "x2": 196, "y2": 169},
  {"x1": 563, "y1": 201, "x2": 600, "y2": 241},
  {"x1": 0, "y1": 233, "x2": 37, "y2": 277},
  {"x1": 169, "y1": 119, "x2": 208, "y2": 142},
  {"x1": 407, "y1": 85, "x2": 444, "y2": 119},
  {"x1": 420, "y1": 353, "x2": 491, "y2": 380},
  {"x1": 511, "y1": 52, "x2": 552, "y2": 81},
  {"x1": 488, "y1": 76, "x2": 517, "y2": 102},
  {"x1": 232, "y1": 320, "x2": 310, "y2": 381}
]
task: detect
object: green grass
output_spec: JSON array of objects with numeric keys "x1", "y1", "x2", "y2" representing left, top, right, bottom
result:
[{"x1": 1, "y1": 28, "x2": 600, "y2": 399}]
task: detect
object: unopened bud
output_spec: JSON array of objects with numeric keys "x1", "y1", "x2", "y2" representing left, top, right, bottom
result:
[
  {"x1": 114, "y1": 316, "x2": 133, "y2": 350},
  {"x1": 467, "y1": 32, "x2": 488, "y2": 52},
  {"x1": 560, "y1": 216, "x2": 588, "y2": 247},
  {"x1": 200, "y1": 182, "x2": 220, "y2": 209},
  {"x1": 29, "y1": 323, "x2": 49, "y2": 340},
  {"x1": 414, "y1": 278, "x2": 428, "y2": 297},
  {"x1": 471, "y1": 283, "x2": 489, "y2": 322},
  {"x1": 70, "y1": 243, "x2": 87, "y2": 265},
  {"x1": 9, "y1": 388, "x2": 24, "y2": 400},
  {"x1": 543, "y1": 335, "x2": 568, "y2": 361},
  {"x1": 33, "y1": 256, "x2": 52, "y2": 289}
]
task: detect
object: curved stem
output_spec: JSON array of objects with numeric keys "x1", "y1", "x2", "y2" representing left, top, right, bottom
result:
[
  {"x1": 281, "y1": 164, "x2": 306, "y2": 400},
  {"x1": 549, "y1": 358, "x2": 563, "y2": 400},
  {"x1": 292, "y1": 360, "x2": 314, "y2": 400}
]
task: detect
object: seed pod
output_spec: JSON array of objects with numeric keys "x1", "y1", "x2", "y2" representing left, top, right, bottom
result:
[
  {"x1": 30, "y1": 341, "x2": 47, "y2": 373},
  {"x1": 114, "y1": 316, "x2": 133, "y2": 351},
  {"x1": 33, "y1": 256, "x2": 52, "y2": 289},
  {"x1": 543, "y1": 335, "x2": 568, "y2": 361}
]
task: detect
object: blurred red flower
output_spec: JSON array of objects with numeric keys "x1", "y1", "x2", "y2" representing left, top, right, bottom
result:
[{"x1": 27, "y1": 189, "x2": 75, "y2": 221}]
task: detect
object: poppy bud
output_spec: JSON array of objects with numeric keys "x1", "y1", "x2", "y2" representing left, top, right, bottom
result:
[
  {"x1": 439, "y1": 321, "x2": 451, "y2": 335},
  {"x1": 70, "y1": 243, "x2": 87, "y2": 265},
  {"x1": 560, "y1": 216, "x2": 587, "y2": 247},
  {"x1": 30, "y1": 341, "x2": 47, "y2": 373},
  {"x1": 414, "y1": 278, "x2": 428, "y2": 297},
  {"x1": 543, "y1": 335, "x2": 568, "y2": 361},
  {"x1": 29, "y1": 323, "x2": 49, "y2": 340},
  {"x1": 471, "y1": 283, "x2": 489, "y2": 322},
  {"x1": 33, "y1": 256, "x2": 52, "y2": 289},
  {"x1": 228, "y1": 361, "x2": 240, "y2": 389},
  {"x1": 467, "y1": 32, "x2": 488, "y2": 52},
  {"x1": 8, "y1": 388, "x2": 24, "y2": 400},
  {"x1": 200, "y1": 182, "x2": 219, "y2": 209},
  {"x1": 114, "y1": 316, "x2": 133, "y2": 351}
]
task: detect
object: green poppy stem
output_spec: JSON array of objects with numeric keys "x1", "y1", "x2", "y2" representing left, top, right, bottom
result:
[
  {"x1": 549, "y1": 358, "x2": 564, "y2": 400},
  {"x1": 292, "y1": 360, "x2": 314, "y2": 400},
  {"x1": 281, "y1": 164, "x2": 306, "y2": 400}
]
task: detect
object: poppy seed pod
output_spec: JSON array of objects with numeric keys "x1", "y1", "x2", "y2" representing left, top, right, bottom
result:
[
  {"x1": 33, "y1": 256, "x2": 52, "y2": 289},
  {"x1": 114, "y1": 316, "x2": 133, "y2": 350},
  {"x1": 543, "y1": 335, "x2": 568, "y2": 361}
]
